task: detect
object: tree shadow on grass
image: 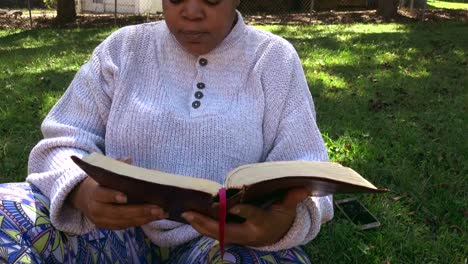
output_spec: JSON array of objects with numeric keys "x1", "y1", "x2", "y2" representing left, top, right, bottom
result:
[
  {"x1": 0, "y1": 28, "x2": 115, "y2": 182},
  {"x1": 0, "y1": 27, "x2": 113, "y2": 55},
  {"x1": 270, "y1": 22, "x2": 467, "y2": 238},
  {"x1": 0, "y1": 69, "x2": 80, "y2": 181}
]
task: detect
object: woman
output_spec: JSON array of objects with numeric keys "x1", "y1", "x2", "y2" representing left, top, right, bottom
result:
[{"x1": 0, "y1": 0, "x2": 333, "y2": 263}]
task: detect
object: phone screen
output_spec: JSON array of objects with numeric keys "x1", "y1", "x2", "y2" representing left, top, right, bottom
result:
[{"x1": 338, "y1": 199, "x2": 378, "y2": 225}]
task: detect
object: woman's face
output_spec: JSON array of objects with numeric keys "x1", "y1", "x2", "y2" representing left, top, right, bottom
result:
[{"x1": 163, "y1": 0, "x2": 239, "y2": 55}]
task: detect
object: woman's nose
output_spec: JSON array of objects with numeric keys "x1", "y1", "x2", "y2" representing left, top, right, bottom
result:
[{"x1": 181, "y1": 0, "x2": 205, "y2": 20}]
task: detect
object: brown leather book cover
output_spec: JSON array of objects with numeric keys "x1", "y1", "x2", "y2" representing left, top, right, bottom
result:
[{"x1": 71, "y1": 154, "x2": 387, "y2": 223}]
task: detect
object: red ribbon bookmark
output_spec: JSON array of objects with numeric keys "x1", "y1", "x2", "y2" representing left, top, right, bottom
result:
[{"x1": 218, "y1": 187, "x2": 227, "y2": 260}]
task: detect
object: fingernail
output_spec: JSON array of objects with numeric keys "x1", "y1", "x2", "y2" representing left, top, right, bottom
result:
[
  {"x1": 151, "y1": 208, "x2": 162, "y2": 216},
  {"x1": 116, "y1": 194, "x2": 127, "y2": 203},
  {"x1": 181, "y1": 213, "x2": 193, "y2": 221}
]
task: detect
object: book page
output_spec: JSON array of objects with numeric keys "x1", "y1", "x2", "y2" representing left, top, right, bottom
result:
[
  {"x1": 82, "y1": 153, "x2": 222, "y2": 194},
  {"x1": 225, "y1": 161, "x2": 377, "y2": 190}
]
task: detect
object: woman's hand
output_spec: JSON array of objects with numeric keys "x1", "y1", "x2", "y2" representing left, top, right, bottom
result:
[
  {"x1": 69, "y1": 158, "x2": 168, "y2": 230},
  {"x1": 181, "y1": 188, "x2": 309, "y2": 247}
]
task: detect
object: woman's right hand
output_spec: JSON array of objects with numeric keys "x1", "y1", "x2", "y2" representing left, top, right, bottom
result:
[{"x1": 69, "y1": 176, "x2": 168, "y2": 230}]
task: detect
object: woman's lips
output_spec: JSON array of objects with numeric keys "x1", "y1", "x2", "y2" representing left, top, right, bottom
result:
[{"x1": 179, "y1": 30, "x2": 208, "y2": 42}]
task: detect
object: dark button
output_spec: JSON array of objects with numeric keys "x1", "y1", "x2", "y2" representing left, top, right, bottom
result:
[
  {"x1": 199, "y1": 58, "x2": 208, "y2": 66},
  {"x1": 197, "y1": 82, "x2": 205, "y2": 89},
  {"x1": 195, "y1": 91, "x2": 204, "y2": 99},
  {"x1": 192, "y1": 101, "x2": 201, "y2": 109}
]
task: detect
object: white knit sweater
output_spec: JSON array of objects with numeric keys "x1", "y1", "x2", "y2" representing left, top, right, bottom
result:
[{"x1": 26, "y1": 13, "x2": 333, "y2": 251}]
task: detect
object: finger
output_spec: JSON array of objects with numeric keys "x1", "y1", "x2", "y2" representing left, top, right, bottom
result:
[
  {"x1": 224, "y1": 221, "x2": 261, "y2": 246},
  {"x1": 92, "y1": 186, "x2": 127, "y2": 204},
  {"x1": 182, "y1": 210, "x2": 270, "y2": 247},
  {"x1": 276, "y1": 187, "x2": 309, "y2": 209},
  {"x1": 89, "y1": 204, "x2": 167, "y2": 229},
  {"x1": 226, "y1": 205, "x2": 269, "y2": 245},
  {"x1": 101, "y1": 213, "x2": 165, "y2": 230},
  {"x1": 119, "y1": 204, "x2": 167, "y2": 219},
  {"x1": 93, "y1": 203, "x2": 166, "y2": 220},
  {"x1": 117, "y1": 156, "x2": 133, "y2": 165},
  {"x1": 181, "y1": 212, "x2": 219, "y2": 240},
  {"x1": 229, "y1": 204, "x2": 266, "y2": 225}
]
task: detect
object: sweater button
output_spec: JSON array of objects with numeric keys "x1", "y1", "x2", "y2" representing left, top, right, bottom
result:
[
  {"x1": 195, "y1": 91, "x2": 204, "y2": 99},
  {"x1": 199, "y1": 58, "x2": 208, "y2": 66},
  {"x1": 197, "y1": 82, "x2": 205, "y2": 89},
  {"x1": 192, "y1": 101, "x2": 201, "y2": 109}
]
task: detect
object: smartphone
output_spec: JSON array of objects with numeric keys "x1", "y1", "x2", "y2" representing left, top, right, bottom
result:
[{"x1": 334, "y1": 197, "x2": 381, "y2": 230}]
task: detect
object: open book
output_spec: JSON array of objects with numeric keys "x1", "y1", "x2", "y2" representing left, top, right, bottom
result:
[{"x1": 71, "y1": 152, "x2": 387, "y2": 223}]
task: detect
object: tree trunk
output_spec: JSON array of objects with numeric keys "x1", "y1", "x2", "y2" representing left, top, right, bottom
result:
[
  {"x1": 377, "y1": 0, "x2": 399, "y2": 19},
  {"x1": 56, "y1": 0, "x2": 76, "y2": 24}
]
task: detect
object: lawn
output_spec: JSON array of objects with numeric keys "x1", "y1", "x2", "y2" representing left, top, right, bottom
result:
[
  {"x1": 1, "y1": 21, "x2": 467, "y2": 263},
  {"x1": 19, "y1": 9, "x2": 57, "y2": 16},
  {"x1": 428, "y1": 0, "x2": 468, "y2": 9}
]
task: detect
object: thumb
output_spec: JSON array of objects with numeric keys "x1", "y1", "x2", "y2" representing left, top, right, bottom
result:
[
  {"x1": 117, "y1": 156, "x2": 133, "y2": 165},
  {"x1": 229, "y1": 204, "x2": 266, "y2": 225},
  {"x1": 276, "y1": 188, "x2": 309, "y2": 209}
]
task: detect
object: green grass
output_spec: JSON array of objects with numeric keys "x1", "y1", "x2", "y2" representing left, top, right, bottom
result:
[
  {"x1": 0, "y1": 8, "x2": 56, "y2": 15},
  {"x1": 20, "y1": 9, "x2": 56, "y2": 15},
  {"x1": 1, "y1": 22, "x2": 467, "y2": 262},
  {"x1": 0, "y1": 27, "x2": 116, "y2": 181},
  {"x1": 428, "y1": 0, "x2": 468, "y2": 9}
]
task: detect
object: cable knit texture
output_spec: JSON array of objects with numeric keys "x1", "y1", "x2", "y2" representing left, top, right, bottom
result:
[{"x1": 26, "y1": 13, "x2": 333, "y2": 251}]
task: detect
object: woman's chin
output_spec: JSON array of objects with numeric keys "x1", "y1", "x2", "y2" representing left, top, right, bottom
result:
[{"x1": 181, "y1": 42, "x2": 215, "y2": 56}]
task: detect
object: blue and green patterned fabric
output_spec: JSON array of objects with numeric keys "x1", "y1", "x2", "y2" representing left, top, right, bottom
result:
[{"x1": 0, "y1": 182, "x2": 311, "y2": 263}]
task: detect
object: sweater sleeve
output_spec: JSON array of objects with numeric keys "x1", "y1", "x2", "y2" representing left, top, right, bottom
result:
[
  {"x1": 253, "y1": 38, "x2": 334, "y2": 251},
  {"x1": 26, "y1": 26, "x2": 132, "y2": 235}
]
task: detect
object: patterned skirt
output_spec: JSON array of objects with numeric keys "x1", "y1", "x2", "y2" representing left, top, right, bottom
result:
[{"x1": 0, "y1": 182, "x2": 311, "y2": 263}]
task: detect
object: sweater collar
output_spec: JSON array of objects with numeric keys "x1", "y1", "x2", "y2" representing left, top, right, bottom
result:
[{"x1": 210, "y1": 10, "x2": 246, "y2": 55}]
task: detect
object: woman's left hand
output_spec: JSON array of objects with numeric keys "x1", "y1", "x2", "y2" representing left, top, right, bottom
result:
[{"x1": 181, "y1": 188, "x2": 309, "y2": 247}]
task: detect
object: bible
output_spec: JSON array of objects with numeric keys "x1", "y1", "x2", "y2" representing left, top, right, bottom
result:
[
  {"x1": 71, "y1": 152, "x2": 387, "y2": 223},
  {"x1": 71, "y1": 152, "x2": 387, "y2": 257}
]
